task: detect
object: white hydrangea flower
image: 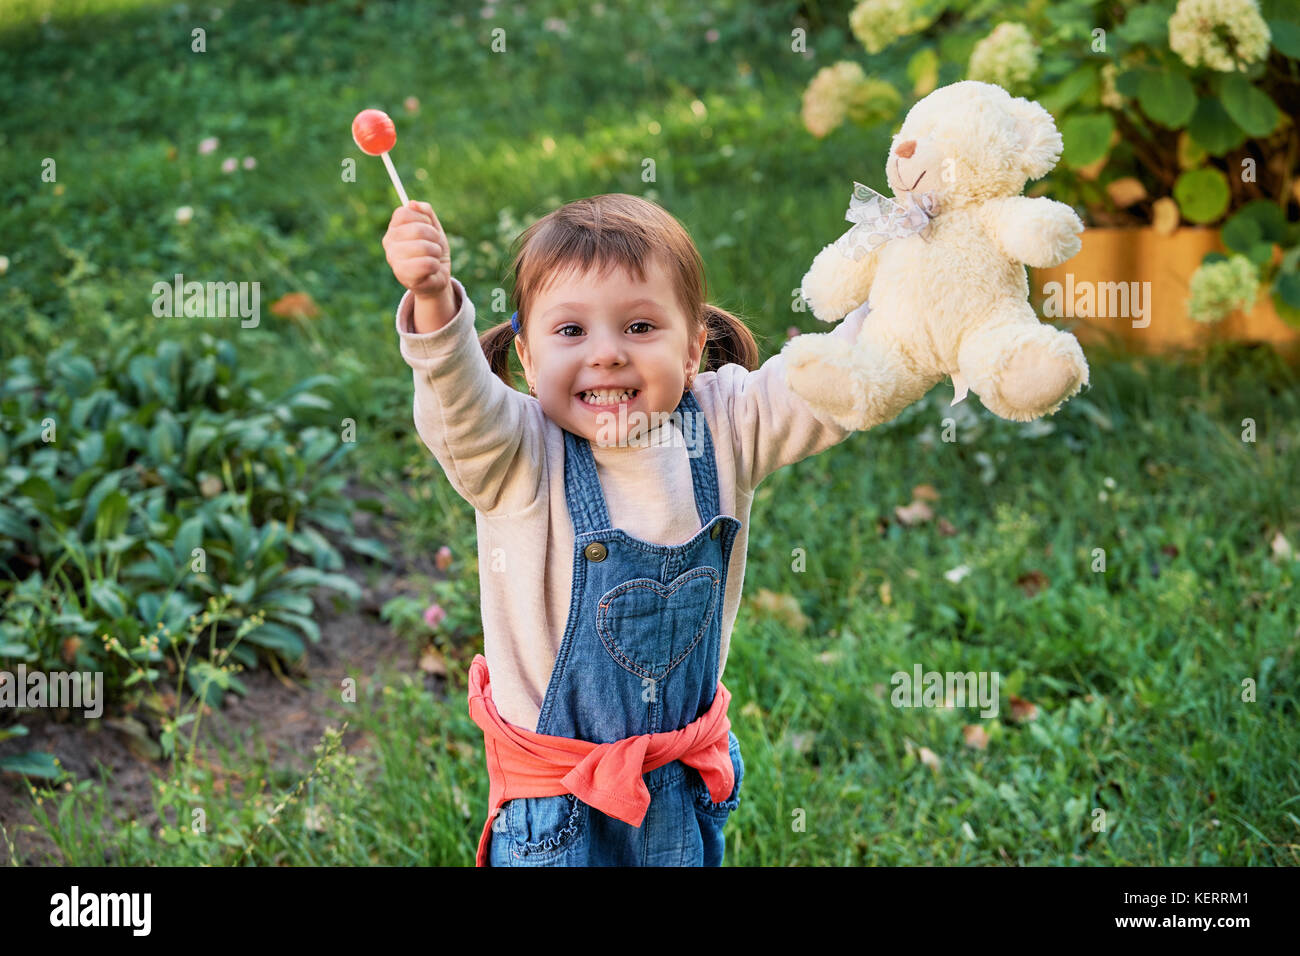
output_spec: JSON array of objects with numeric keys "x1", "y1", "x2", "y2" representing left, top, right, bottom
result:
[
  {"x1": 1168, "y1": 0, "x2": 1271, "y2": 72},
  {"x1": 802, "y1": 61, "x2": 867, "y2": 138},
  {"x1": 1187, "y1": 255, "x2": 1260, "y2": 322},
  {"x1": 848, "y1": 0, "x2": 935, "y2": 55},
  {"x1": 968, "y1": 22, "x2": 1039, "y2": 91}
]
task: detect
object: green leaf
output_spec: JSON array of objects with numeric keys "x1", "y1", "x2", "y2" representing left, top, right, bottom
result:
[
  {"x1": 270, "y1": 611, "x2": 321, "y2": 644},
  {"x1": 1275, "y1": 271, "x2": 1300, "y2": 310},
  {"x1": 1116, "y1": 5, "x2": 1173, "y2": 46},
  {"x1": 79, "y1": 469, "x2": 123, "y2": 534},
  {"x1": 1173, "y1": 168, "x2": 1230, "y2": 224},
  {"x1": 906, "y1": 46, "x2": 939, "y2": 96},
  {"x1": 347, "y1": 536, "x2": 392, "y2": 564},
  {"x1": 242, "y1": 621, "x2": 305, "y2": 659},
  {"x1": 1217, "y1": 73, "x2": 1281, "y2": 137},
  {"x1": 1038, "y1": 64, "x2": 1099, "y2": 115},
  {"x1": 17, "y1": 475, "x2": 56, "y2": 511},
  {"x1": 1137, "y1": 68, "x2": 1197, "y2": 128},
  {"x1": 94, "y1": 490, "x2": 130, "y2": 541},
  {"x1": 90, "y1": 581, "x2": 127, "y2": 619},
  {"x1": 280, "y1": 567, "x2": 361, "y2": 601},
  {"x1": 1187, "y1": 99, "x2": 1247, "y2": 156},
  {"x1": 1221, "y1": 214, "x2": 1263, "y2": 254},
  {"x1": 1245, "y1": 242, "x2": 1275, "y2": 267},
  {"x1": 0, "y1": 752, "x2": 62, "y2": 779},
  {"x1": 1062, "y1": 112, "x2": 1115, "y2": 167},
  {"x1": 1114, "y1": 69, "x2": 1142, "y2": 98},
  {"x1": 173, "y1": 514, "x2": 205, "y2": 567},
  {"x1": 1224, "y1": 200, "x2": 1289, "y2": 250},
  {"x1": 1267, "y1": 19, "x2": 1300, "y2": 58}
]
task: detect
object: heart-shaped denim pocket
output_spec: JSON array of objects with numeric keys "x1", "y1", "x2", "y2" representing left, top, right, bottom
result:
[{"x1": 595, "y1": 566, "x2": 720, "y2": 680}]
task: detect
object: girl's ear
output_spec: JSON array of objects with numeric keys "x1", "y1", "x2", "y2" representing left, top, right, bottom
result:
[{"x1": 688, "y1": 322, "x2": 707, "y2": 376}]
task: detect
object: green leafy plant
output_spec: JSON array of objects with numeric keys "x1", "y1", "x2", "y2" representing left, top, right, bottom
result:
[{"x1": 0, "y1": 332, "x2": 388, "y2": 769}]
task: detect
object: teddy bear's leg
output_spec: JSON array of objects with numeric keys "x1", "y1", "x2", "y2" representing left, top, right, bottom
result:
[
  {"x1": 784, "y1": 329, "x2": 935, "y2": 431},
  {"x1": 956, "y1": 307, "x2": 1089, "y2": 422}
]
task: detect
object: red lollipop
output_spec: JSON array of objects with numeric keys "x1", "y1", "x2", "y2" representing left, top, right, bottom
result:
[
  {"x1": 351, "y1": 108, "x2": 408, "y2": 205},
  {"x1": 352, "y1": 109, "x2": 396, "y2": 155}
]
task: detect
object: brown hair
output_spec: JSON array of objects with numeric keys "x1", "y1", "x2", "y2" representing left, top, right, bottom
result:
[{"x1": 478, "y1": 193, "x2": 761, "y2": 390}]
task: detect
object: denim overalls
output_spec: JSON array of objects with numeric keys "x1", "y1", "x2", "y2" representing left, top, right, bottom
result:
[{"x1": 487, "y1": 388, "x2": 746, "y2": 866}]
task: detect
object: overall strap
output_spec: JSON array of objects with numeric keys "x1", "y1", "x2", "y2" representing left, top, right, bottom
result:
[{"x1": 563, "y1": 388, "x2": 720, "y2": 536}]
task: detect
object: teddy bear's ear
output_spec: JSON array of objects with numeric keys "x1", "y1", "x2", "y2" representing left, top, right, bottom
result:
[{"x1": 1009, "y1": 96, "x2": 1064, "y2": 180}]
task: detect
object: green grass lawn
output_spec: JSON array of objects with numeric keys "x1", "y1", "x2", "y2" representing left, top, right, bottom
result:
[{"x1": 1, "y1": 0, "x2": 1297, "y2": 865}]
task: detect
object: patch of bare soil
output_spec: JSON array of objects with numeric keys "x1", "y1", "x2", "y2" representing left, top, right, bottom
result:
[{"x1": 0, "y1": 484, "x2": 449, "y2": 865}]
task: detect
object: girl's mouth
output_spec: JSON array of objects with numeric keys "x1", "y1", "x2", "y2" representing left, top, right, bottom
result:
[{"x1": 577, "y1": 389, "x2": 639, "y2": 409}]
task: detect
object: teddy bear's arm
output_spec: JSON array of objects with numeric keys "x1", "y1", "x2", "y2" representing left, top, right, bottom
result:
[
  {"x1": 981, "y1": 197, "x2": 1083, "y2": 269},
  {"x1": 799, "y1": 234, "x2": 879, "y2": 322}
]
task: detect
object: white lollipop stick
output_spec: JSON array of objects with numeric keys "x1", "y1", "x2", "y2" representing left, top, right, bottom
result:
[{"x1": 381, "y1": 151, "x2": 409, "y2": 206}]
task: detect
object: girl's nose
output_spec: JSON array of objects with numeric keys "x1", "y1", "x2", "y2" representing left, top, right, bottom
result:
[{"x1": 895, "y1": 139, "x2": 917, "y2": 159}]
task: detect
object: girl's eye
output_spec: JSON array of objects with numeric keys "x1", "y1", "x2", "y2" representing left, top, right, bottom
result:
[{"x1": 628, "y1": 320, "x2": 654, "y2": 333}]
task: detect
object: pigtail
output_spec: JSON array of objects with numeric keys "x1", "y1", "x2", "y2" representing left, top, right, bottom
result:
[
  {"x1": 700, "y1": 304, "x2": 760, "y2": 373},
  {"x1": 479, "y1": 321, "x2": 523, "y2": 389}
]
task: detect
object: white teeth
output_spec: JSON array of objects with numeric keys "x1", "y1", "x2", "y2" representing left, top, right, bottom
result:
[{"x1": 581, "y1": 389, "x2": 637, "y2": 405}]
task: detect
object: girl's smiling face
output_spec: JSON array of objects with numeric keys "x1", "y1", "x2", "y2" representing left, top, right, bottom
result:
[{"x1": 514, "y1": 254, "x2": 707, "y2": 445}]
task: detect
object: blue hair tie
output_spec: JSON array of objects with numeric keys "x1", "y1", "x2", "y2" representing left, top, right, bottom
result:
[{"x1": 510, "y1": 311, "x2": 520, "y2": 334}]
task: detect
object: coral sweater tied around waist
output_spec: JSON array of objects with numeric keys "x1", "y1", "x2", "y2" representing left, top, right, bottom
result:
[{"x1": 466, "y1": 653, "x2": 735, "y2": 867}]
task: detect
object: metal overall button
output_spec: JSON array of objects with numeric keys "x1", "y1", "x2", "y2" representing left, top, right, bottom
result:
[
  {"x1": 710, "y1": 523, "x2": 721, "y2": 539},
  {"x1": 584, "y1": 541, "x2": 608, "y2": 562}
]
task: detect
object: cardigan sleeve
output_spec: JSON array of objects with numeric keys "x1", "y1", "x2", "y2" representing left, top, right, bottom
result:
[
  {"x1": 394, "y1": 277, "x2": 544, "y2": 515},
  {"x1": 711, "y1": 306, "x2": 869, "y2": 494}
]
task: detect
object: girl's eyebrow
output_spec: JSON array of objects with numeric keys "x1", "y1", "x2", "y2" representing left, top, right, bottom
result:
[{"x1": 544, "y1": 298, "x2": 667, "y2": 318}]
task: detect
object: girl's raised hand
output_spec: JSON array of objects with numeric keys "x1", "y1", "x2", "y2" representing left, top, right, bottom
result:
[{"x1": 382, "y1": 201, "x2": 456, "y2": 320}]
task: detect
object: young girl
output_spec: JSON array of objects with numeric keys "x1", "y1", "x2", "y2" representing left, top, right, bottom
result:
[{"x1": 383, "y1": 193, "x2": 872, "y2": 866}]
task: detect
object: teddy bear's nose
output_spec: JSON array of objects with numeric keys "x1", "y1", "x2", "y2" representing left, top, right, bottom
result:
[{"x1": 895, "y1": 139, "x2": 917, "y2": 159}]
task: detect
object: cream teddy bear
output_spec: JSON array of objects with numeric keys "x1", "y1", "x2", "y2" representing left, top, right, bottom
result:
[{"x1": 783, "y1": 80, "x2": 1090, "y2": 429}]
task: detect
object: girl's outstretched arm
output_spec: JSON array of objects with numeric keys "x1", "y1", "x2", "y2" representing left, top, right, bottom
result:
[
  {"x1": 394, "y1": 277, "x2": 544, "y2": 516},
  {"x1": 707, "y1": 303, "x2": 871, "y2": 495}
]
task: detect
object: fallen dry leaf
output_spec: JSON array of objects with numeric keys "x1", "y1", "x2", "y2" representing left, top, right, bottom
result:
[
  {"x1": 894, "y1": 500, "x2": 934, "y2": 525},
  {"x1": 918, "y1": 746, "x2": 941, "y2": 772},
  {"x1": 912, "y1": 483, "x2": 940, "y2": 502},
  {"x1": 962, "y1": 724, "x2": 989, "y2": 750},
  {"x1": 1271, "y1": 532, "x2": 1294, "y2": 562},
  {"x1": 1106, "y1": 176, "x2": 1147, "y2": 207},
  {"x1": 270, "y1": 291, "x2": 319, "y2": 320},
  {"x1": 1016, "y1": 570, "x2": 1049, "y2": 597},
  {"x1": 1151, "y1": 197, "x2": 1180, "y2": 236},
  {"x1": 1077, "y1": 154, "x2": 1108, "y2": 181},
  {"x1": 937, "y1": 517, "x2": 957, "y2": 537},
  {"x1": 418, "y1": 646, "x2": 447, "y2": 676},
  {"x1": 749, "y1": 588, "x2": 810, "y2": 634},
  {"x1": 1008, "y1": 694, "x2": 1039, "y2": 723},
  {"x1": 878, "y1": 580, "x2": 892, "y2": 606}
]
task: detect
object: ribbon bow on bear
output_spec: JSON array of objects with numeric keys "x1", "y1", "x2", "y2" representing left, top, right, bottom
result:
[
  {"x1": 832, "y1": 181, "x2": 969, "y2": 406},
  {"x1": 834, "y1": 181, "x2": 939, "y2": 262}
]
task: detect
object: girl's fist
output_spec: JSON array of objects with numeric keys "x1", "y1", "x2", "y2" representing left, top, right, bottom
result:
[{"x1": 382, "y1": 201, "x2": 453, "y2": 304}]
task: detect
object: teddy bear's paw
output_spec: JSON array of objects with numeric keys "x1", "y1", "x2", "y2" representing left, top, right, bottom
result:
[
  {"x1": 1032, "y1": 200, "x2": 1085, "y2": 268},
  {"x1": 783, "y1": 335, "x2": 863, "y2": 427},
  {"x1": 990, "y1": 336, "x2": 1089, "y2": 422},
  {"x1": 801, "y1": 241, "x2": 876, "y2": 322}
]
